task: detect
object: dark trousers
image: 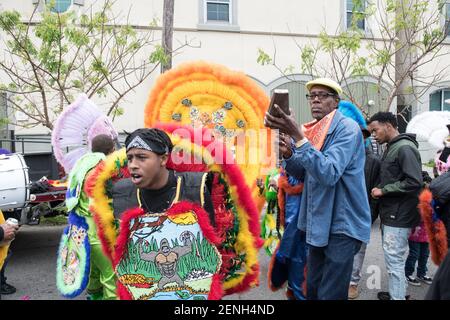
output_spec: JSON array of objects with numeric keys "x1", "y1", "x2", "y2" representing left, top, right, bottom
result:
[
  {"x1": 405, "y1": 241, "x2": 430, "y2": 278},
  {"x1": 0, "y1": 249, "x2": 11, "y2": 284},
  {"x1": 307, "y1": 233, "x2": 362, "y2": 300},
  {"x1": 0, "y1": 249, "x2": 11, "y2": 300},
  {"x1": 287, "y1": 258, "x2": 307, "y2": 300}
]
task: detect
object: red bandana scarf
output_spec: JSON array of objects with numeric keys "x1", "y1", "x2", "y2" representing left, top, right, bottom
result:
[{"x1": 303, "y1": 109, "x2": 337, "y2": 150}]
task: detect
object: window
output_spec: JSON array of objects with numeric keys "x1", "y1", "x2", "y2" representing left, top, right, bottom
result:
[
  {"x1": 206, "y1": 0, "x2": 231, "y2": 23},
  {"x1": 430, "y1": 89, "x2": 450, "y2": 111},
  {"x1": 46, "y1": 0, "x2": 72, "y2": 13},
  {"x1": 346, "y1": 0, "x2": 365, "y2": 30},
  {"x1": 198, "y1": 0, "x2": 238, "y2": 31}
]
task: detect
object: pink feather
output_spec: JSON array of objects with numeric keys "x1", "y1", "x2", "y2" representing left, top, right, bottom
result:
[{"x1": 51, "y1": 94, "x2": 118, "y2": 173}]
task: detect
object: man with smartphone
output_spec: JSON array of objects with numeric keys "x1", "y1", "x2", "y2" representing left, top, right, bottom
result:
[{"x1": 264, "y1": 78, "x2": 371, "y2": 300}]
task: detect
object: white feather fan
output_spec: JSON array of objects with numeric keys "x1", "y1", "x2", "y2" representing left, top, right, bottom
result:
[{"x1": 406, "y1": 111, "x2": 450, "y2": 148}]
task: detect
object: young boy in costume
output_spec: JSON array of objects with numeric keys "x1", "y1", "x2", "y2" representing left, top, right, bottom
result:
[
  {"x1": 108, "y1": 128, "x2": 222, "y2": 300},
  {"x1": 57, "y1": 134, "x2": 117, "y2": 300},
  {"x1": 114, "y1": 128, "x2": 215, "y2": 222}
]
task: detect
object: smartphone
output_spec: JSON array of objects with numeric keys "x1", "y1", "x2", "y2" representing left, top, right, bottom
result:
[{"x1": 268, "y1": 89, "x2": 290, "y2": 117}]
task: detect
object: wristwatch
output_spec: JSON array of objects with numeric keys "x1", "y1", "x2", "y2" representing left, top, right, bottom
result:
[{"x1": 294, "y1": 137, "x2": 308, "y2": 148}]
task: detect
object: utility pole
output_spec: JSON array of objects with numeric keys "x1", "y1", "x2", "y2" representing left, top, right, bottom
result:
[
  {"x1": 161, "y1": 0, "x2": 174, "y2": 73},
  {"x1": 395, "y1": 0, "x2": 416, "y2": 133}
]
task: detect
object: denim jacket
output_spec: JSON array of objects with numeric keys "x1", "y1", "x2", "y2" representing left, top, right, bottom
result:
[
  {"x1": 283, "y1": 111, "x2": 371, "y2": 247},
  {"x1": 284, "y1": 175, "x2": 302, "y2": 226}
]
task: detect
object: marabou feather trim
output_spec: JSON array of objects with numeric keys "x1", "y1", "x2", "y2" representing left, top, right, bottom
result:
[{"x1": 418, "y1": 189, "x2": 448, "y2": 265}]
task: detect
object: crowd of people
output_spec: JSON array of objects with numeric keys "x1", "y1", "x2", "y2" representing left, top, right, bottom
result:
[{"x1": 264, "y1": 78, "x2": 450, "y2": 300}]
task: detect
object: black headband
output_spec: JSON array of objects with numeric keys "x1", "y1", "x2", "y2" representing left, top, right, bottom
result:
[{"x1": 125, "y1": 128, "x2": 172, "y2": 155}]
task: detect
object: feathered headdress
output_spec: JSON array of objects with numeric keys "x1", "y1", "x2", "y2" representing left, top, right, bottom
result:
[
  {"x1": 51, "y1": 94, "x2": 119, "y2": 173},
  {"x1": 143, "y1": 61, "x2": 272, "y2": 211},
  {"x1": 338, "y1": 100, "x2": 367, "y2": 129}
]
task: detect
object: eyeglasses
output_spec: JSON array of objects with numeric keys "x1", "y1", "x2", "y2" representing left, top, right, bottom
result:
[{"x1": 305, "y1": 92, "x2": 336, "y2": 100}]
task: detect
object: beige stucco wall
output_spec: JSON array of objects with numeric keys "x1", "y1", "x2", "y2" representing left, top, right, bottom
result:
[{"x1": 0, "y1": 0, "x2": 449, "y2": 138}]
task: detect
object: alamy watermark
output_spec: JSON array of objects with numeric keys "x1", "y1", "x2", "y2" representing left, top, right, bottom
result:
[{"x1": 169, "y1": 127, "x2": 280, "y2": 175}]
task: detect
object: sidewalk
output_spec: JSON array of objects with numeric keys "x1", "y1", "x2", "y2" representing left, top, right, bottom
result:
[{"x1": 225, "y1": 219, "x2": 437, "y2": 300}]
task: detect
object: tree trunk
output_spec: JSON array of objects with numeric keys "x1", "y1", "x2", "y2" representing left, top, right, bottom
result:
[{"x1": 161, "y1": 0, "x2": 174, "y2": 73}]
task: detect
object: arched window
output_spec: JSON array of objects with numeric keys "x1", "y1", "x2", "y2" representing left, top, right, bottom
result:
[
  {"x1": 46, "y1": 0, "x2": 72, "y2": 13},
  {"x1": 430, "y1": 89, "x2": 450, "y2": 111}
]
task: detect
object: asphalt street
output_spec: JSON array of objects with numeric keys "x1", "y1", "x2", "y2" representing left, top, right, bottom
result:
[{"x1": 2, "y1": 220, "x2": 437, "y2": 300}]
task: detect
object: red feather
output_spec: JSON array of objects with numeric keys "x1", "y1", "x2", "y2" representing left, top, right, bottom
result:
[
  {"x1": 418, "y1": 189, "x2": 448, "y2": 265},
  {"x1": 267, "y1": 244, "x2": 283, "y2": 292},
  {"x1": 208, "y1": 274, "x2": 224, "y2": 300},
  {"x1": 117, "y1": 281, "x2": 133, "y2": 300},
  {"x1": 225, "y1": 264, "x2": 260, "y2": 295}
]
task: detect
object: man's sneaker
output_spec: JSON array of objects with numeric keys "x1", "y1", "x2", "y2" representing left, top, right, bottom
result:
[
  {"x1": 0, "y1": 282, "x2": 17, "y2": 295},
  {"x1": 406, "y1": 275, "x2": 421, "y2": 286},
  {"x1": 377, "y1": 291, "x2": 411, "y2": 300},
  {"x1": 348, "y1": 284, "x2": 359, "y2": 299},
  {"x1": 417, "y1": 275, "x2": 433, "y2": 285},
  {"x1": 377, "y1": 291, "x2": 391, "y2": 300}
]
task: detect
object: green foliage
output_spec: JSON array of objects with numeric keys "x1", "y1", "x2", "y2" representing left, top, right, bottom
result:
[
  {"x1": 300, "y1": 45, "x2": 316, "y2": 74},
  {"x1": 71, "y1": 80, "x2": 83, "y2": 89},
  {"x1": 0, "y1": 11, "x2": 21, "y2": 32},
  {"x1": 0, "y1": 0, "x2": 164, "y2": 129},
  {"x1": 351, "y1": 57, "x2": 368, "y2": 76},
  {"x1": 91, "y1": 60, "x2": 109, "y2": 77},
  {"x1": 111, "y1": 106, "x2": 124, "y2": 117},
  {"x1": 0, "y1": 117, "x2": 10, "y2": 128},
  {"x1": 319, "y1": 31, "x2": 362, "y2": 54},
  {"x1": 283, "y1": 65, "x2": 295, "y2": 74},
  {"x1": 386, "y1": 0, "x2": 397, "y2": 12},
  {"x1": 256, "y1": 48, "x2": 273, "y2": 66},
  {"x1": 373, "y1": 49, "x2": 391, "y2": 67},
  {"x1": 423, "y1": 28, "x2": 444, "y2": 48},
  {"x1": 150, "y1": 44, "x2": 170, "y2": 66}
]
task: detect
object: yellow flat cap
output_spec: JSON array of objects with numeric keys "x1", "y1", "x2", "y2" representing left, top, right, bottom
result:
[{"x1": 306, "y1": 78, "x2": 343, "y2": 95}]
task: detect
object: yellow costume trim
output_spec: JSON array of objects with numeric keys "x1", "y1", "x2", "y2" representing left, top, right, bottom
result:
[
  {"x1": 87, "y1": 148, "x2": 127, "y2": 258},
  {"x1": 169, "y1": 132, "x2": 260, "y2": 290},
  {"x1": 137, "y1": 189, "x2": 142, "y2": 207},
  {"x1": 0, "y1": 210, "x2": 9, "y2": 270},
  {"x1": 200, "y1": 172, "x2": 207, "y2": 207},
  {"x1": 144, "y1": 61, "x2": 271, "y2": 214}
]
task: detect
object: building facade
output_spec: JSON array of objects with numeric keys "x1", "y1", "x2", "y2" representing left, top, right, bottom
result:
[{"x1": 1, "y1": 0, "x2": 449, "y2": 160}]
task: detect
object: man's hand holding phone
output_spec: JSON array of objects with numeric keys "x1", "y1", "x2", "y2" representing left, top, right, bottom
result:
[{"x1": 265, "y1": 105, "x2": 304, "y2": 143}]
